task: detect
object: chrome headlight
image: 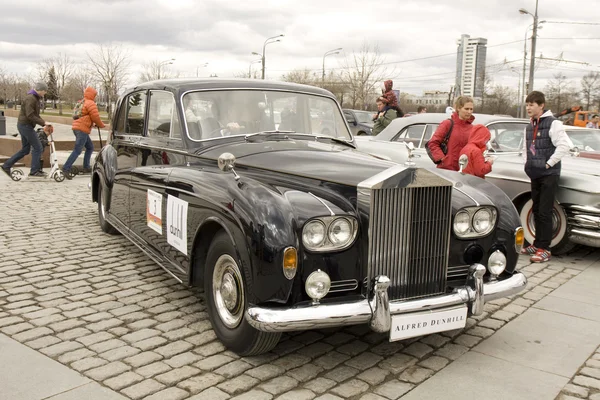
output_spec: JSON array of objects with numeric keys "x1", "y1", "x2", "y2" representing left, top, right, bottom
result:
[
  {"x1": 488, "y1": 249, "x2": 507, "y2": 278},
  {"x1": 453, "y1": 206, "x2": 497, "y2": 238},
  {"x1": 302, "y1": 216, "x2": 358, "y2": 252},
  {"x1": 305, "y1": 270, "x2": 331, "y2": 302}
]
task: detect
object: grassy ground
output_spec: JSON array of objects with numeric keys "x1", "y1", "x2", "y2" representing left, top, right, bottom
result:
[{"x1": 40, "y1": 107, "x2": 110, "y2": 124}]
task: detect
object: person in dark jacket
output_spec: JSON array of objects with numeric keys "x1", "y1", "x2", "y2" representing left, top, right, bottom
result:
[
  {"x1": 520, "y1": 91, "x2": 573, "y2": 263},
  {"x1": 372, "y1": 98, "x2": 398, "y2": 135},
  {"x1": 427, "y1": 96, "x2": 475, "y2": 171},
  {"x1": 62, "y1": 87, "x2": 106, "y2": 178},
  {"x1": 2, "y1": 82, "x2": 50, "y2": 178},
  {"x1": 460, "y1": 124, "x2": 493, "y2": 178}
]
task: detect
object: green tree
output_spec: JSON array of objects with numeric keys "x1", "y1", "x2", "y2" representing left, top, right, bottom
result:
[{"x1": 46, "y1": 66, "x2": 59, "y2": 107}]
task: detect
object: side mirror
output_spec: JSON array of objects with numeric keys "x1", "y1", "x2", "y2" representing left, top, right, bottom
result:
[
  {"x1": 458, "y1": 154, "x2": 468, "y2": 174},
  {"x1": 218, "y1": 152, "x2": 240, "y2": 180}
]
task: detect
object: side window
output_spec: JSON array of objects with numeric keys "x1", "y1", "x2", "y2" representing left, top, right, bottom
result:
[
  {"x1": 394, "y1": 124, "x2": 425, "y2": 147},
  {"x1": 344, "y1": 111, "x2": 355, "y2": 124},
  {"x1": 117, "y1": 91, "x2": 147, "y2": 136},
  {"x1": 488, "y1": 122, "x2": 526, "y2": 152},
  {"x1": 147, "y1": 91, "x2": 181, "y2": 139},
  {"x1": 422, "y1": 124, "x2": 439, "y2": 147}
]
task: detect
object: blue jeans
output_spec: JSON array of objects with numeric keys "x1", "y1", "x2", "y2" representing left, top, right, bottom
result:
[
  {"x1": 63, "y1": 130, "x2": 94, "y2": 171},
  {"x1": 3, "y1": 124, "x2": 42, "y2": 174}
]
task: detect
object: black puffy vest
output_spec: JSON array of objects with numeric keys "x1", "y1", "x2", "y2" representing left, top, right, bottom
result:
[{"x1": 525, "y1": 115, "x2": 561, "y2": 180}]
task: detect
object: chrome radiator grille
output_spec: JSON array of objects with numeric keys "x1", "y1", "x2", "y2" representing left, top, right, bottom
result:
[{"x1": 368, "y1": 185, "x2": 453, "y2": 300}]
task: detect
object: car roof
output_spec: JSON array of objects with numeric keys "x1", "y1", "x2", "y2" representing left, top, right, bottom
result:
[
  {"x1": 376, "y1": 113, "x2": 529, "y2": 141},
  {"x1": 125, "y1": 78, "x2": 334, "y2": 97}
]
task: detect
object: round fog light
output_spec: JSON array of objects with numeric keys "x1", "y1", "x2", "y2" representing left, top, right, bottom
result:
[
  {"x1": 305, "y1": 270, "x2": 331, "y2": 302},
  {"x1": 488, "y1": 250, "x2": 506, "y2": 278}
]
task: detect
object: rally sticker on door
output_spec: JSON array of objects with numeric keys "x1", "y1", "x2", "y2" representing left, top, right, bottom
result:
[
  {"x1": 146, "y1": 189, "x2": 163, "y2": 234},
  {"x1": 167, "y1": 194, "x2": 188, "y2": 255}
]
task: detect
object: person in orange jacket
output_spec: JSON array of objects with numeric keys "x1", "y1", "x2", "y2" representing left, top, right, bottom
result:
[
  {"x1": 62, "y1": 87, "x2": 105, "y2": 179},
  {"x1": 460, "y1": 124, "x2": 494, "y2": 178}
]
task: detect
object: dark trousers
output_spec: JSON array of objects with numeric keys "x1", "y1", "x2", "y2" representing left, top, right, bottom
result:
[
  {"x1": 3, "y1": 124, "x2": 43, "y2": 174},
  {"x1": 531, "y1": 174, "x2": 559, "y2": 250}
]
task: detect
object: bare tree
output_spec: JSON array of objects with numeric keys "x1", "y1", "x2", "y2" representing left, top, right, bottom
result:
[
  {"x1": 87, "y1": 44, "x2": 131, "y2": 120},
  {"x1": 481, "y1": 85, "x2": 517, "y2": 115},
  {"x1": 581, "y1": 72, "x2": 600, "y2": 110},
  {"x1": 139, "y1": 60, "x2": 178, "y2": 83},
  {"x1": 339, "y1": 43, "x2": 389, "y2": 110},
  {"x1": 281, "y1": 68, "x2": 317, "y2": 85},
  {"x1": 40, "y1": 53, "x2": 75, "y2": 114},
  {"x1": 544, "y1": 73, "x2": 579, "y2": 113},
  {"x1": 0, "y1": 66, "x2": 9, "y2": 108}
]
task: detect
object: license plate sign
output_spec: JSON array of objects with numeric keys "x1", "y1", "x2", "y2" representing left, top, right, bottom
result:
[{"x1": 390, "y1": 306, "x2": 468, "y2": 342}]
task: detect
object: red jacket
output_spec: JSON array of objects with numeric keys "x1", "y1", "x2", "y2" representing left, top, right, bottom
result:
[
  {"x1": 428, "y1": 112, "x2": 475, "y2": 171},
  {"x1": 461, "y1": 124, "x2": 492, "y2": 178},
  {"x1": 72, "y1": 87, "x2": 106, "y2": 134}
]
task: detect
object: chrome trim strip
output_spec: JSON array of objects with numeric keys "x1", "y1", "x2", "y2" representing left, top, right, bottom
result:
[
  {"x1": 308, "y1": 192, "x2": 335, "y2": 216},
  {"x1": 569, "y1": 228, "x2": 600, "y2": 248},
  {"x1": 567, "y1": 204, "x2": 600, "y2": 214},
  {"x1": 454, "y1": 186, "x2": 480, "y2": 206},
  {"x1": 245, "y1": 270, "x2": 527, "y2": 332}
]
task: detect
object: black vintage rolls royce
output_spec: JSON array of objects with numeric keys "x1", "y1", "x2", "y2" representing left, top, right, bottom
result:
[{"x1": 91, "y1": 79, "x2": 527, "y2": 356}]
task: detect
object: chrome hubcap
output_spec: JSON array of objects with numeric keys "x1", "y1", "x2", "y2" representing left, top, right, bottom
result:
[
  {"x1": 527, "y1": 208, "x2": 560, "y2": 238},
  {"x1": 213, "y1": 255, "x2": 244, "y2": 328}
]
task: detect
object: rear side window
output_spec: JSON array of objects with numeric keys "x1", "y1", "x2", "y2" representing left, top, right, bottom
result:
[
  {"x1": 147, "y1": 91, "x2": 182, "y2": 139},
  {"x1": 115, "y1": 91, "x2": 147, "y2": 136}
]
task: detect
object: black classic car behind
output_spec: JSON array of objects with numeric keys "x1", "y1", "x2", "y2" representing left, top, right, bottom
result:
[{"x1": 91, "y1": 79, "x2": 526, "y2": 356}]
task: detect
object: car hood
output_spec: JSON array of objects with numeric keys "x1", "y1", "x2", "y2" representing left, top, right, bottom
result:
[{"x1": 198, "y1": 139, "x2": 498, "y2": 205}]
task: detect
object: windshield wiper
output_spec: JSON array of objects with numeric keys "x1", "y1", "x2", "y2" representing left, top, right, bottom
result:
[
  {"x1": 244, "y1": 130, "x2": 296, "y2": 142},
  {"x1": 313, "y1": 135, "x2": 356, "y2": 149}
]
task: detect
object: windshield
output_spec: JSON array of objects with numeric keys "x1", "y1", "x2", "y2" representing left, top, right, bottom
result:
[
  {"x1": 354, "y1": 111, "x2": 373, "y2": 124},
  {"x1": 182, "y1": 89, "x2": 351, "y2": 141}
]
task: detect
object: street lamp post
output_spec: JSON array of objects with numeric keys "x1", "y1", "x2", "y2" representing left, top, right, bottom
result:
[
  {"x1": 519, "y1": 22, "x2": 544, "y2": 117},
  {"x1": 158, "y1": 58, "x2": 175, "y2": 80},
  {"x1": 259, "y1": 34, "x2": 284, "y2": 79},
  {"x1": 322, "y1": 48, "x2": 342, "y2": 86},
  {"x1": 520, "y1": 0, "x2": 540, "y2": 92},
  {"x1": 196, "y1": 63, "x2": 208, "y2": 78},
  {"x1": 249, "y1": 58, "x2": 262, "y2": 79}
]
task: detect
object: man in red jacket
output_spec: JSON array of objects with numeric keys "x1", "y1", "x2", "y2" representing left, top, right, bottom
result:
[
  {"x1": 62, "y1": 87, "x2": 105, "y2": 179},
  {"x1": 427, "y1": 96, "x2": 475, "y2": 171},
  {"x1": 460, "y1": 124, "x2": 494, "y2": 178}
]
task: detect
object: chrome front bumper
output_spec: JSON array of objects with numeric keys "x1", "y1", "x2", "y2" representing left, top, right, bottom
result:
[
  {"x1": 245, "y1": 264, "x2": 527, "y2": 333},
  {"x1": 566, "y1": 205, "x2": 600, "y2": 247}
]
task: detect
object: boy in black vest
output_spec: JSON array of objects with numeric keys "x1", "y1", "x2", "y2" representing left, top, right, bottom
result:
[{"x1": 521, "y1": 91, "x2": 572, "y2": 262}]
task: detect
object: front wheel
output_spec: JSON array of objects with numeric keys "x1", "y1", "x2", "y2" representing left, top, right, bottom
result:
[
  {"x1": 98, "y1": 184, "x2": 119, "y2": 235},
  {"x1": 204, "y1": 231, "x2": 281, "y2": 356},
  {"x1": 518, "y1": 198, "x2": 575, "y2": 255}
]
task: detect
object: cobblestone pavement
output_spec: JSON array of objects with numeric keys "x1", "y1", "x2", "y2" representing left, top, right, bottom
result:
[
  {"x1": 1, "y1": 175, "x2": 598, "y2": 400},
  {"x1": 556, "y1": 345, "x2": 600, "y2": 400}
]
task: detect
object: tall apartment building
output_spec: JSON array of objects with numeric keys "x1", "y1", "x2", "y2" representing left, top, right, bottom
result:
[{"x1": 455, "y1": 34, "x2": 487, "y2": 99}]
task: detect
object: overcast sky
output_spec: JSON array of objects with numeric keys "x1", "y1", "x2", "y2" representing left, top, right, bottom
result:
[{"x1": 1, "y1": 0, "x2": 599, "y2": 96}]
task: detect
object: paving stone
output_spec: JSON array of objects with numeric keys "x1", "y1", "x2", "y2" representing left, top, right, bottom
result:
[
  {"x1": 136, "y1": 361, "x2": 172, "y2": 378},
  {"x1": 587, "y1": 359, "x2": 600, "y2": 368},
  {"x1": 378, "y1": 352, "x2": 417, "y2": 374},
  {"x1": 374, "y1": 379, "x2": 414, "y2": 399},
  {"x1": 581, "y1": 367, "x2": 600, "y2": 380},
  {"x1": 178, "y1": 372, "x2": 226, "y2": 394},
  {"x1": 89, "y1": 338, "x2": 127, "y2": 353},
  {"x1": 133, "y1": 336, "x2": 169, "y2": 351},
  {"x1": 313, "y1": 395, "x2": 344, "y2": 400},
  {"x1": 303, "y1": 377, "x2": 337, "y2": 394},
  {"x1": 48, "y1": 319, "x2": 86, "y2": 333},
  {"x1": 274, "y1": 389, "x2": 315, "y2": 400},
  {"x1": 100, "y1": 345, "x2": 142, "y2": 361},
  {"x1": 71, "y1": 356, "x2": 109, "y2": 372},
  {"x1": 121, "y1": 328, "x2": 161, "y2": 343},
  {"x1": 155, "y1": 340, "x2": 195, "y2": 358},
  {"x1": 144, "y1": 387, "x2": 190, "y2": 400},
  {"x1": 155, "y1": 365, "x2": 201, "y2": 385},
  {"x1": 12, "y1": 326, "x2": 53, "y2": 342},
  {"x1": 357, "y1": 394, "x2": 388, "y2": 400},
  {"x1": 434, "y1": 343, "x2": 469, "y2": 360},
  {"x1": 573, "y1": 376, "x2": 600, "y2": 390},
  {"x1": 187, "y1": 387, "x2": 230, "y2": 400},
  {"x1": 356, "y1": 367, "x2": 390, "y2": 386},
  {"x1": 330, "y1": 379, "x2": 369, "y2": 398},
  {"x1": 370, "y1": 341, "x2": 404, "y2": 357},
  {"x1": 87, "y1": 318, "x2": 123, "y2": 332},
  {"x1": 313, "y1": 351, "x2": 351, "y2": 370},
  {"x1": 257, "y1": 376, "x2": 298, "y2": 396},
  {"x1": 230, "y1": 390, "x2": 274, "y2": 400},
  {"x1": 323, "y1": 365, "x2": 359, "y2": 382},
  {"x1": 273, "y1": 353, "x2": 312, "y2": 371},
  {"x1": 77, "y1": 332, "x2": 115, "y2": 346},
  {"x1": 214, "y1": 360, "x2": 253, "y2": 379},
  {"x1": 453, "y1": 334, "x2": 482, "y2": 348},
  {"x1": 2, "y1": 322, "x2": 34, "y2": 335},
  {"x1": 164, "y1": 352, "x2": 203, "y2": 368},
  {"x1": 399, "y1": 365, "x2": 434, "y2": 383},
  {"x1": 418, "y1": 334, "x2": 450, "y2": 349},
  {"x1": 478, "y1": 318, "x2": 505, "y2": 330},
  {"x1": 247, "y1": 364, "x2": 286, "y2": 381},
  {"x1": 86, "y1": 361, "x2": 131, "y2": 380},
  {"x1": 57, "y1": 327, "x2": 92, "y2": 341},
  {"x1": 58, "y1": 348, "x2": 95, "y2": 364},
  {"x1": 40, "y1": 340, "x2": 84, "y2": 357},
  {"x1": 418, "y1": 355, "x2": 450, "y2": 371},
  {"x1": 403, "y1": 342, "x2": 434, "y2": 358},
  {"x1": 337, "y1": 340, "x2": 369, "y2": 356},
  {"x1": 561, "y1": 383, "x2": 589, "y2": 398},
  {"x1": 121, "y1": 379, "x2": 165, "y2": 400},
  {"x1": 105, "y1": 371, "x2": 145, "y2": 391}
]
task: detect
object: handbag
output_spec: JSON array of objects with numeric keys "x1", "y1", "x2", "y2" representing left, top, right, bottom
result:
[{"x1": 425, "y1": 118, "x2": 454, "y2": 164}]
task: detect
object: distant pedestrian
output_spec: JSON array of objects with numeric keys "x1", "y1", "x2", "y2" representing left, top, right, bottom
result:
[
  {"x1": 372, "y1": 98, "x2": 398, "y2": 135},
  {"x1": 417, "y1": 105, "x2": 427, "y2": 114},
  {"x1": 520, "y1": 91, "x2": 573, "y2": 263},
  {"x1": 427, "y1": 96, "x2": 475, "y2": 171},
  {"x1": 2, "y1": 82, "x2": 51, "y2": 178},
  {"x1": 62, "y1": 87, "x2": 105, "y2": 179},
  {"x1": 460, "y1": 124, "x2": 493, "y2": 178},
  {"x1": 586, "y1": 114, "x2": 599, "y2": 129}
]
